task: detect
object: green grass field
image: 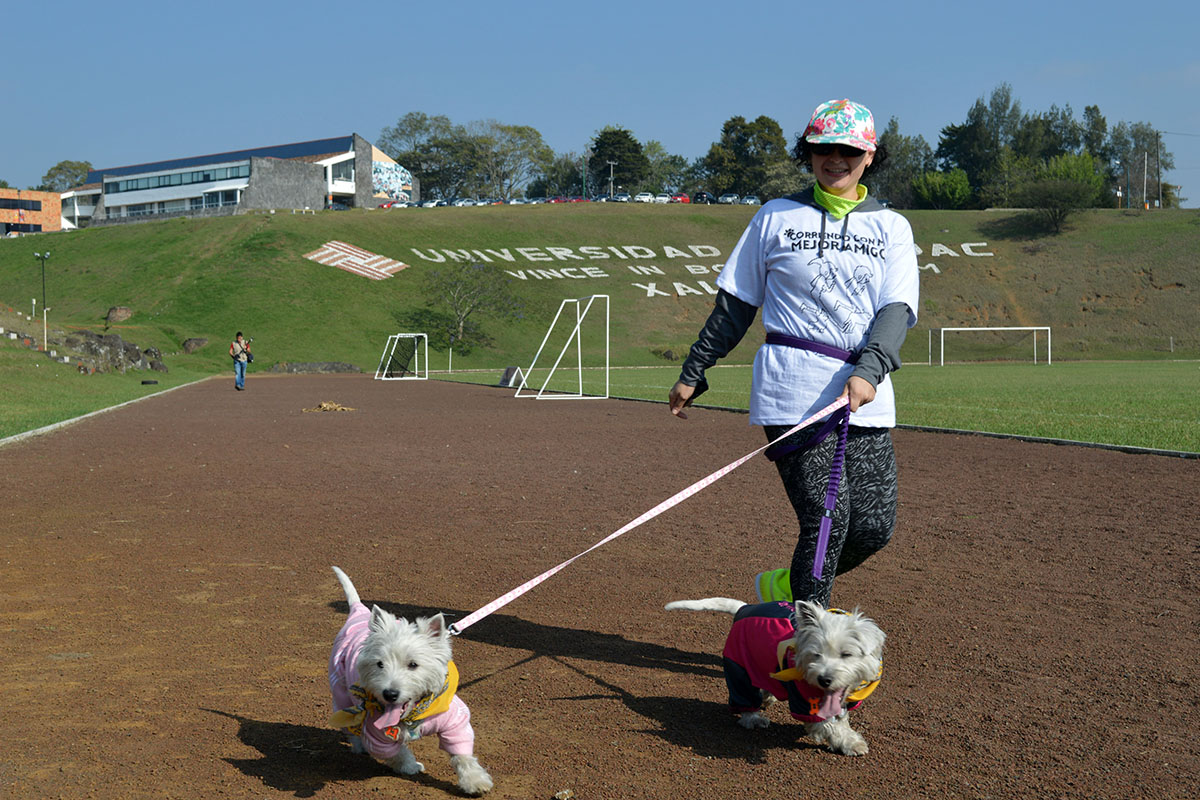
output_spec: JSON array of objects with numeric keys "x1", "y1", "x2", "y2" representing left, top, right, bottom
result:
[
  {"x1": 2, "y1": 204, "x2": 1197, "y2": 450},
  {"x1": 439, "y1": 359, "x2": 1200, "y2": 453}
]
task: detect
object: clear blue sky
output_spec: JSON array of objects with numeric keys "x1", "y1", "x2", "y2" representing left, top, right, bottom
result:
[{"x1": 4, "y1": 0, "x2": 1197, "y2": 206}]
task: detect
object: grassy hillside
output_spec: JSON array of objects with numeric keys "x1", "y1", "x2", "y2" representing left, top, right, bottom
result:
[{"x1": 1, "y1": 204, "x2": 1197, "y2": 381}]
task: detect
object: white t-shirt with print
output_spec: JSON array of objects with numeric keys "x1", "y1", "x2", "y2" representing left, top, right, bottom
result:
[{"x1": 716, "y1": 196, "x2": 920, "y2": 428}]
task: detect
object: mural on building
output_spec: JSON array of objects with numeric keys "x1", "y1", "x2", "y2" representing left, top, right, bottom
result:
[{"x1": 372, "y1": 159, "x2": 414, "y2": 201}]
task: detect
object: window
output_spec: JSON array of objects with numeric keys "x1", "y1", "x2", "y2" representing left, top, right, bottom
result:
[
  {"x1": 331, "y1": 160, "x2": 354, "y2": 182},
  {"x1": 0, "y1": 198, "x2": 42, "y2": 211},
  {"x1": 103, "y1": 163, "x2": 251, "y2": 193}
]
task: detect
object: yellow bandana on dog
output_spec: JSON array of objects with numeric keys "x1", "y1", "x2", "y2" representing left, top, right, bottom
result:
[
  {"x1": 769, "y1": 609, "x2": 882, "y2": 704},
  {"x1": 330, "y1": 660, "x2": 460, "y2": 740}
]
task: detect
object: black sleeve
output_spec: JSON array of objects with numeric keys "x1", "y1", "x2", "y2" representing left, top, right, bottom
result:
[
  {"x1": 677, "y1": 289, "x2": 759, "y2": 400},
  {"x1": 850, "y1": 302, "x2": 911, "y2": 387}
]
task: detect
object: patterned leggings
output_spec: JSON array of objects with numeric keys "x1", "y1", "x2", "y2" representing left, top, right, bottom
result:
[{"x1": 763, "y1": 425, "x2": 898, "y2": 607}]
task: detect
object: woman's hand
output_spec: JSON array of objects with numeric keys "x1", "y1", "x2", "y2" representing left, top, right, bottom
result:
[
  {"x1": 669, "y1": 381, "x2": 696, "y2": 419},
  {"x1": 839, "y1": 376, "x2": 875, "y2": 412}
]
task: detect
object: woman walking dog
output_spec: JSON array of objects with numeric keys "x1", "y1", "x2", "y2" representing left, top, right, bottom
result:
[{"x1": 669, "y1": 98, "x2": 919, "y2": 607}]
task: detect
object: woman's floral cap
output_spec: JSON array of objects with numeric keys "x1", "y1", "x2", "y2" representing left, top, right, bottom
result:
[{"x1": 803, "y1": 99, "x2": 877, "y2": 152}]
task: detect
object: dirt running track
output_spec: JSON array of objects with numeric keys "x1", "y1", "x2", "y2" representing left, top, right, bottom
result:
[{"x1": 1, "y1": 375, "x2": 1196, "y2": 800}]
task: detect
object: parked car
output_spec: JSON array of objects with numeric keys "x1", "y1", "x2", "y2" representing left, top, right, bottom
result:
[
  {"x1": 634, "y1": 192, "x2": 654, "y2": 203},
  {"x1": 670, "y1": 192, "x2": 690, "y2": 203},
  {"x1": 325, "y1": 202, "x2": 350, "y2": 211},
  {"x1": 654, "y1": 193, "x2": 671, "y2": 204},
  {"x1": 612, "y1": 192, "x2": 632, "y2": 203},
  {"x1": 419, "y1": 199, "x2": 439, "y2": 208},
  {"x1": 740, "y1": 195, "x2": 761, "y2": 206},
  {"x1": 717, "y1": 193, "x2": 740, "y2": 204},
  {"x1": 691, "y1": 191, "x2": 716, "y2": 205}
]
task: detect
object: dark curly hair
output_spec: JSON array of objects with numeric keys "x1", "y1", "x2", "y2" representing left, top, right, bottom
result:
[{"x1": 792, "y1": 138, "x2": 889, "y2": 178}]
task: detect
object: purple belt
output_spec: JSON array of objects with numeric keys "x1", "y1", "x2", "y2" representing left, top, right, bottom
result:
[
  {"x1": 765, "y1": 331, "x2": 859, "y2": 364},
  {"x1": 763, "y1": 333, "x2": 854, "y2": 581}
]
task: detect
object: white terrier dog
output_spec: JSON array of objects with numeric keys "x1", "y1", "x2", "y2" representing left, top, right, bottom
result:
[
  {"x1": 665, "y1": 598, "x2": 884, "y2": 756},
  {"x1": 328, "y1": 566, "x2": 493, "y2": 794}
]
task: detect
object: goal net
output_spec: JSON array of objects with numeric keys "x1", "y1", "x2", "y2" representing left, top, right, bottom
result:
[
  {"x1": 515, "y1": 295, "x2": 610, "y2": 399},
  {"x1": 938, "y1": 327, "x2": 1051, "y2": 365},
  {"x1": 375, "y1": 333, "x2": 429, "y2": 380}
]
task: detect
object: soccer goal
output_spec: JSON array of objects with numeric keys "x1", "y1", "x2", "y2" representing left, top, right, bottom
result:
[
  {"x1": 374, "y1": 333, "x2": 429, "y2": 380},
  {"x1": 938, "y1": 326, "x2": 1051, "y2": 366},
  {"x1": 515, "y1": 295, "x2": 610, "y2": 399}
]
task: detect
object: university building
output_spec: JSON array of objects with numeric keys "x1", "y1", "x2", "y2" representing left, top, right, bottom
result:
[
  {"x1": 2, "y1": 188, "x2": 62, "y2": 235},
  {"x1": 60, "y1": 133, "x2": 415, "y2": 228}
]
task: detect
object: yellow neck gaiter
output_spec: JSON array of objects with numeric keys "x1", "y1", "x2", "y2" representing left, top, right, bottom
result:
[{"x1": 814, "y1": 182, "x2": 867, "y2": 220}]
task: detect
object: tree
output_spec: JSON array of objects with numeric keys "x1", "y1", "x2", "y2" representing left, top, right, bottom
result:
[
  {"x1": 642, "y1": 140, "x2": 691, "y2": 193},
  {"x1": 587, "y1": 128, "x2": 649, "y2": 195},
  {"x1": 871, "y1": 117, "x2": 935, "y2": 208},
  {"x1": 1012, "y1": 104, "x2": 1080, "y2": 163},
  {"x1": 0, "y1": 178, "x2": 9, "y2": 189},
  {"x1": 1016, "y1": 153, "x2": 1104, "y2": 233},
  {"x1": 979, "y1": 148, "x2": 1038, "y2": 208},
  {"x1": 911, "y1": 169, "x2": 972, "y2": 209},
  {"x1": 377, "y1": 113, "x2": 552, "y2": 200},
  {"x1": 377, "y1": 112, "x2": 468, "y2": 199},
  {"x1": 935, "y1": 84, "x2": 1027, "y2": 202},
  {"x1": 1106, "y1": 121, "x2": 1175, "y2": 208},
  {"x1": 702, "y1": 115, "x2": 791, "y2": 197},
  {"x1": 38, "y1": 160, "x2": 92, "y2": 192},
  {"x1": 419, "y1": 262, "x2": 522, "y2": 350},
  {"x1": 528, "y1": 152, "x2": 584, "y2": 198},
  {"x1": 468, "y1": 121, "x2": 553, "y2": 200}
]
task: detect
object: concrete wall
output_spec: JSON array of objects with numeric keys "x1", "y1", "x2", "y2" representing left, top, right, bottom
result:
[
  {"x1": 352, "y1": 134, "x2": 374, "y2": 209},
  {"x1": 242, "y1": 157, "x2": 325, "y2": 210}
]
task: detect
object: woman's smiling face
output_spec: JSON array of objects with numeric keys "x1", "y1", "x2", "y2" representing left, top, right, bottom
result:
[{"x1": 810, "y1": 144, "x2": 875, "y2": 199}]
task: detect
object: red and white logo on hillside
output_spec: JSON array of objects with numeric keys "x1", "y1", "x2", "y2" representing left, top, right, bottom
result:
[{"x1": 303, "y1": 241, "x2": 409, "y2": 280}]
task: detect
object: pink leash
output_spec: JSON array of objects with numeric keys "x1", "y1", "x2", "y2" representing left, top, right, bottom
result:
[{"x1": 448, "y1": 396, "x2": 850, "y2": 635}]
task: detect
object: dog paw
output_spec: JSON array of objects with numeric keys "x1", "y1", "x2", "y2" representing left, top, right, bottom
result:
[
  {"x1": 388, "y1": 751, "x2": 425, "y2": 775},
  {"x1": 737, "y1": 712, "x2": 770, "y2": 730},
  {"x1": 451, "y1": 755, "x2": 494, "y2": 795},
  {"x1": 831, "y1": 732, "x2": 869, "y2": 756}
]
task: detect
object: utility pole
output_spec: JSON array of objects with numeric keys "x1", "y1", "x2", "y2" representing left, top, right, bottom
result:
[
  {"x1": 34, "y1": 251, "x2": 49, "y2": 310},
  {"x1": 607, "y1": 160, "x2": 618, "y2": 198},
  {"x1": 1157, "y1": 132, "x2": 1162, "y2": 208}
]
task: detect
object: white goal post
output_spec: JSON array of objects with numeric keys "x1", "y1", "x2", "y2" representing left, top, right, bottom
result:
[
  {"x1": 515, "y1": 295, "x2": 610, "y2": 399},
  {"x1": 374, "y1": 333, "x2": 429, "y2": 380},
  {"x1": 938, "y1": 326, "x2": 1051, "y2": 366}
]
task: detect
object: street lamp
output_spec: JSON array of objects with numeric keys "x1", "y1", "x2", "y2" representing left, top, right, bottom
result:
[{"x1": 34, "y1": 251, "x2": 49, "y2": 309}]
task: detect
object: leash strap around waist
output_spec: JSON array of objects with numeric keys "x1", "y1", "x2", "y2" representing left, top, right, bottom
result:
[
  {"x1": 448, "y1": 396, "x2": 850, "y2": 636},
  {"x1": 763, "y1": 332, "x2": 856, "y2": 581},
  {"x1": 765, "y1": 331, "x2": 859, "y2": 364}
]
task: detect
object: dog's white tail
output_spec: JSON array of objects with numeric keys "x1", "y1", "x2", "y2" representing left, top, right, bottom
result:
[
  {"x1": 331, "y1": 566, "x2": 360, "y2": 606},
  {"x1": 664, "y1": 597, "x2": 746, "y2": 615}
]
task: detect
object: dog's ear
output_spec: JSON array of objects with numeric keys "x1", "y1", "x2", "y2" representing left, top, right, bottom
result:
[
  {"x1": 793, "y1": 600, "x2": 823, "y2": 629},
  {"x1": 423, "y1": 613, "x2": 448, "y2": 640},
  {"x1": 369, "y1": 604, "x2": 397, "y2": 634}
]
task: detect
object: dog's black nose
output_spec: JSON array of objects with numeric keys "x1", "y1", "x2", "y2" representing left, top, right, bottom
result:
[
  {"x1": 382, "y1": 689, "x2": 400, "y2": 703},
  {"x1": 818, "y1": 676, "x2": 832, "y2": 688}
]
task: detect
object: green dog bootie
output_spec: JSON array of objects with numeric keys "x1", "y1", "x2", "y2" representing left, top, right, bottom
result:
[{"x1": 754, "y1": 568, "x2": 793, "y2": 602}]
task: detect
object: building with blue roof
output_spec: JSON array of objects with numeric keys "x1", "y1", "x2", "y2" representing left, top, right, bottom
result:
[{"x1": 60, "y1": 134, "x2": 415, "y2": 228}]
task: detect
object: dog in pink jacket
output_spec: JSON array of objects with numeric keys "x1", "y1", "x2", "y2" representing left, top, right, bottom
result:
[{"x1": 329, "y1": 567, "x2": 493, "y2": 794}]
